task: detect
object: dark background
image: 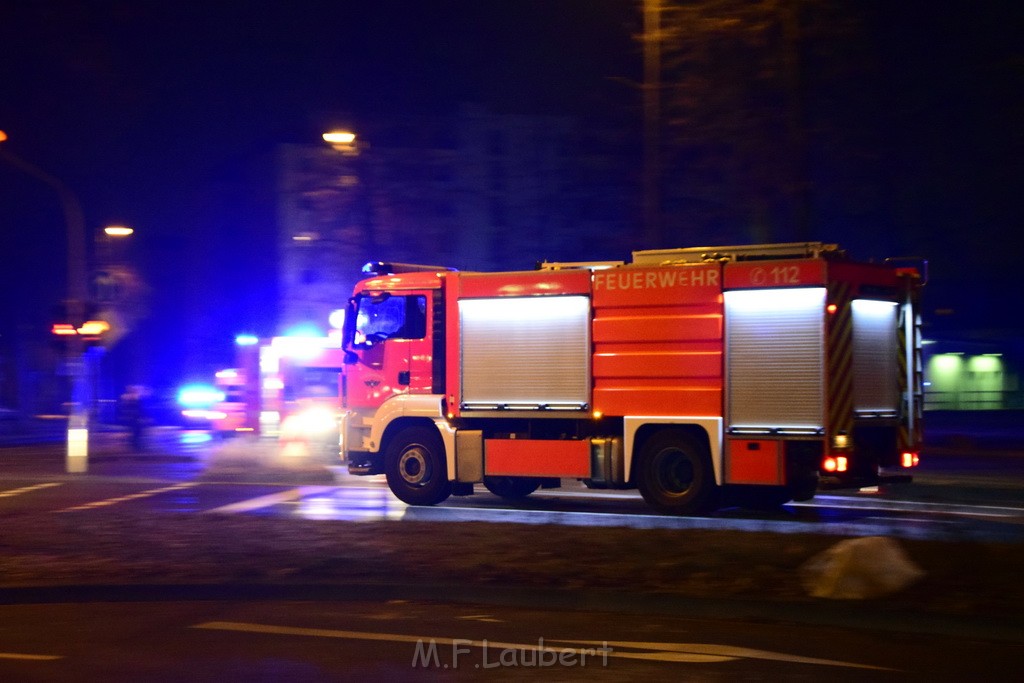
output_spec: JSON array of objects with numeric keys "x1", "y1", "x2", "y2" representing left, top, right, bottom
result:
[{"x1": 1, "y1": 0, "x2": 1021, "y2": 399}]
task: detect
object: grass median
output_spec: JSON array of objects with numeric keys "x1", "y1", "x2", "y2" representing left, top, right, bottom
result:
[{"x1": 1, "y1": 511, "x2": 1022, "y2": 626}]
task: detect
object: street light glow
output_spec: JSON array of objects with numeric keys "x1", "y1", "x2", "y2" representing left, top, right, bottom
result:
[
  {"x1": 322, "y1": 130, "x2": 356, "y2": 145},
  {"x1": 104, "y1": 225, "x2": 134, "y2": 237}
]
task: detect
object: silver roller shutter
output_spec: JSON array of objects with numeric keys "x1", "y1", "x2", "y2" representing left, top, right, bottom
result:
[
  {"x1": 725, "y1": 288, "x2": 826, "y2": 430},
  {"x1": 852, "y1": 299, "x2": 899, "y2": 414},
  {"x1": 459, "y1": 296, "x2": 590, "y2": 410}
]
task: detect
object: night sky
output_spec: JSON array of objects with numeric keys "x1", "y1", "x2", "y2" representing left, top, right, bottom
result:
[{"x1": 1, "y1": 1, "x2": 1022, "y2": 396}]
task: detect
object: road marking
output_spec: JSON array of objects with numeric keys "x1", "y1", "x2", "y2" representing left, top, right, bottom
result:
[
  {"x1": 798, "y1": 496, "x2": 1024, "y2": 519},
  {"x1": 0, "y1": 482, "x2": 62, "y2": 498},
  {"x1": 192, "y1": 621, "x2": 890, "y2": 669},
  {"x1": 534, "y1": 489, "x2": 641, "y2": 500},
  {"x1": 565, "y1": 639, "x2": 892, "y2": 669},
  {"x1": 0, "y1": 652, "x2": 63, "y2": 661},
  {"x1": 205, "y1": 486, "x2": 335, "y2": 514},
  {"x1": 54, "y1": 483, "x2": 196, "y2": 513}
]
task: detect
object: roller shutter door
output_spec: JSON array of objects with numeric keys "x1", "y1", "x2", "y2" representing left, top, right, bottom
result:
[
  {"x1": 852, "y1": 299, "x2": 899, "y2": 414},
  {"x1": 725, "y1": 288, "x2": 825, "y2": 430},
  {"x1": 460, "y1": 296, "x2": 590, "y2": 410}
]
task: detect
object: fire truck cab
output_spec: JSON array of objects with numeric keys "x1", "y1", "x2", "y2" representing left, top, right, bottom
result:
[{"x1": 339, "y1": 243, "x2": 923, "y2": 515}]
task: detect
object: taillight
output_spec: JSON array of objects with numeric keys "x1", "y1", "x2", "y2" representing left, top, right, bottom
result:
[
  {"x1": 901, "y1": 451, "x2": 920, "y2": 468},
  {"x1": 822, "y1": 455, "x2": 848, "y2": 473}
]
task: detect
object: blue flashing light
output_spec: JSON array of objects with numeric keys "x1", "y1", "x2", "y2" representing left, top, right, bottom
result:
[
  {"x1": 235, "y1": 334, "x2": 260, "y2": 346},
  {"x1": 181, "y1": 431, "x2": 214, "y2": 445},
  {"x1": 282, "y1": 324, "x2": 323, "y2": 338},
  {"x1": 177, "y1": 384, "x2": 225, "y2": 408}
]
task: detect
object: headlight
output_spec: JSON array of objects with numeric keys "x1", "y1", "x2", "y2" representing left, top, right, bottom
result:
[{"x1": 281, "y1": 406, "x2": 338, "y2": 438}]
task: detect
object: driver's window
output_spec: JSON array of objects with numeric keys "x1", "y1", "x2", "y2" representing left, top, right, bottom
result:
[{"x1": 353, "y1": 294, "x2": 426, "y2": 346}]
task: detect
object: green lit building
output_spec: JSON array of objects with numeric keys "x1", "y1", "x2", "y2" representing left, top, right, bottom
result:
[{"x1": 924, "y1": 339, "x2": 1022, "y2": 410}]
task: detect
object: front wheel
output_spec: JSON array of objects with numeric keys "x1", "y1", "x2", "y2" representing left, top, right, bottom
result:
[
  {"x1": 636, "y1": 430, "x2": 719, "y2": 515},
  {"x1": 385, "y1": 426, "x2": 452, "y2": 506}
]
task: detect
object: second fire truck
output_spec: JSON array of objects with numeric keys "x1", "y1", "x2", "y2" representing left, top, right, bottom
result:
[{"x1": 338, "y1": 242, "x2": 924, "y2": 515}]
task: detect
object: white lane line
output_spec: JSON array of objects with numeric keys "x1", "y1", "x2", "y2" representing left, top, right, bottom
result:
[
  {"x1": 797, "y1": 496, "x2": 1024, "y2": 519},
  {"x1": 54, "y1": 483, "x2": 196, "y2": 513},
  {"x1": 205, "y1": 486, "x2": 335, "y2": 514},
  {"x1": 538, "y1": 489, "x2": 1024, "y2": 518},
  {"x1": 0, "y1": 482, "x2": 62, "y2": 498},
  {"x1": 565, "y1": 639, "x2": 892, "y2": 670},
  {"x1": 0, "y1": 652, "x2": 63, "y2": 661},
  {"x1": 192, "y1": 621, "x2": 891, "y2": 670},
  {"x1": 534, "y1": 489, "x2": 641, "y2": 500}
]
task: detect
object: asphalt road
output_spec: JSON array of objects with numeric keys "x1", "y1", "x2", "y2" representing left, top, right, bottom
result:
[
  {"x1": 0, "y1": 425, "x2": 1023, "y2": 542},
  {"x1": 3, "y1": 595, "x2": 1021, "y2": 682},
  {"x1": 1, "y1": 423, "x2": 1023, "y2": 680}
]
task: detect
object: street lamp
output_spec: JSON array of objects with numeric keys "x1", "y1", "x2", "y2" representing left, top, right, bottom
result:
[{"x1": 0, "y1": 130, "x2": 91, "y2": 472}]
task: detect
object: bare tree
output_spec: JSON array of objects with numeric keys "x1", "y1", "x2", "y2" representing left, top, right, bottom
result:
[{"x1": 655, "y1": 0, "x2": 874, "y2": 245}]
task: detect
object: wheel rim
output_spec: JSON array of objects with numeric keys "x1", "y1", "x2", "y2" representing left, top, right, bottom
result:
[
  {"x1": 398, "y1": 445, "x2": 431, "y2": 486},
  {"x1": 653, "y1": 447, "x2": 695, "y2": 498}
]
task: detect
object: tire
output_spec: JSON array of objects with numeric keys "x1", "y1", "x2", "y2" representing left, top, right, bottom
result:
[
  {"x1": 384, "y1": 426, "x2": 452, "y2": 506},
  {"x1": 636, "y1": 430, "x2": 719, "y2": 514},
  {"x1": 483, "y1": 476, "x2": 541, "y2": 499}
]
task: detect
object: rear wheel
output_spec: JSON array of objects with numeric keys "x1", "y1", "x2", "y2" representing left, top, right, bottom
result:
[
  {"x1": 483, "y1": 476, "x2": 541, "y2": 499},
  {"x1": 385, "y1": 426, "x2": 452, "y2": 506},
  {"x1": 636, "y1": 430, "x2": 718, "y2": 514}
]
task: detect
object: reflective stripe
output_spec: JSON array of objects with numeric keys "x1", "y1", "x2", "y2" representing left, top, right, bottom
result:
[{"x1": 827, "y1": 282, "x2": 853, "y2": 437}]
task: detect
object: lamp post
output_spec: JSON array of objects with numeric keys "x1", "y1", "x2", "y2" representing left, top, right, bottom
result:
[
  {"x1": 96, "y1": 224, "x2": 136, "y2": 287},
  {"x1": 274, "y1": 128, "x2": 366, "y2": 334},
  {"x1": 94, "y1": 224, "x2": 137, "y2": 425},
  {"x1": 0, "y1": 130, "x2": 91, "y2": 472}
]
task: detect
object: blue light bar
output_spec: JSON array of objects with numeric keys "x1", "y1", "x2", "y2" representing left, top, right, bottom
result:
[{"x1": 177, "y1": 384, "x2": 225, "y2": 408}]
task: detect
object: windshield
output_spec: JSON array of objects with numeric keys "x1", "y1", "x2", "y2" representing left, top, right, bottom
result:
[{"x1": 349, "y1": 293, "x2": 426, "y2": 348}]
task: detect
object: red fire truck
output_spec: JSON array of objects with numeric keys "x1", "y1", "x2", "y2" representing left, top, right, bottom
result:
[
  {"x1": 210, "y1": 336, "x2": 346, "y2": 442},
  {"x1": 338, "y1": 242, "x2": 924, "y2": 514}
]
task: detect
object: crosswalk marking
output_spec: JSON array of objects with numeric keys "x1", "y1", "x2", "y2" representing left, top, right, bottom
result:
[
  {"x1": 205, "y1": 486, "x2": 335, "y2": 514},
  {"x1": 54, "y1": 483, "x2": 196, "y2": 513},
  {"x1": 0, "y1": 652, "x2": 63, "y2": 661},
  {"x1": 192, "y1": 621, "x2": 891, "y2": 670},
  {"x1": 0, "y1": 482, "x2": 62, "y2": 498}
]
